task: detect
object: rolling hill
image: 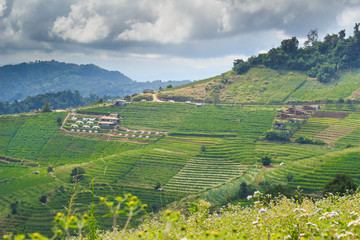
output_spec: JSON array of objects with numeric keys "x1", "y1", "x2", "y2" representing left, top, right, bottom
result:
[
  {"x1": 1, "y1": 93, "x2": 360, "y2": 236},
  {"x1": 158, "y1": 67, "x2": 360, "y2": 104},
  {"x1": 0, "y1": 60, "x2": 191, "y2": 102}
]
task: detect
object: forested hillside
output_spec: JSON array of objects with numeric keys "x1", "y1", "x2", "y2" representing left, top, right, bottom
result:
[
  {"x1": 233, "y1": 23, "x2": 360, "y2": 83},
  {"x1": 0, "y1": 60, "x2": 190, "y2": 102}
]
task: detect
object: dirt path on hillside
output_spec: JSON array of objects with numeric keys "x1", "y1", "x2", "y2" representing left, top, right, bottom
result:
[
  {"x1": 60, "y1": 112, "x2": 70, "y2": 130},
  {"x1": 153, "y1": 94, "x2": 164, "y2": 102},
  {"x1": 254, "y1": 166, "x2": 268, "y2": 186}
]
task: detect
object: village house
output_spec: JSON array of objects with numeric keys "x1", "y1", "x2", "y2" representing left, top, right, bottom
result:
[{"x1": 98, "y1": 115, "x2": 119, "y2": 126}]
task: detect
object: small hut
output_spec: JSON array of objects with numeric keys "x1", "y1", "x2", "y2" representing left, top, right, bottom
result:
[
  {"x1": 76, "y1": 121, "x2": 84, "y2": 124},
  {"x1": 82, "y1": 130, "x2": 86, "y2": 133}
]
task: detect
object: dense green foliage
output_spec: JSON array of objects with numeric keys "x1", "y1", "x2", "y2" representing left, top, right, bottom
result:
[
  {"x1": 295, "y1": 136, "x2": 325, "y2": 145},
  {"x1": 0, "y1": 90, "x2": 101, "y2": 115},
  {"x1": 324, "y1": 173, "x2": 357, "y2": 196},
  {"x1": 99, "y1": 193, "x2": 360, "y2": 239},
  {"x1": 233, "y1": 24, "x2": 360, "y2": 82}
]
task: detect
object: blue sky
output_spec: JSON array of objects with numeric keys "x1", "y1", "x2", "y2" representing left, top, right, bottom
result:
[{"x1": 1, "y1": 0, "x2": 360, "y2": 81}]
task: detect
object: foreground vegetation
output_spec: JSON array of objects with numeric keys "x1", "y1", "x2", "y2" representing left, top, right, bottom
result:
[{"x1": 6, "y1": 191, "x2": 360, "y2": 239}]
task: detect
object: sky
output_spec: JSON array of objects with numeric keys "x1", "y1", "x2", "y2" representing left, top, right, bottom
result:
[{"x1": 1, "y1": 0, "x2": 360, "y2": 82}]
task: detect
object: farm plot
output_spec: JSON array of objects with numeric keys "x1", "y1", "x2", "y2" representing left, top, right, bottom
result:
[
  {"x1": 39, "y1": 133, "x2": 140, "y2": 166},
  {"x1": 120, "y1": 102, "x2": 195, "y2": 131},
  {"x1": 254, "y1": 142, "x2": 328, "y2": 163},
  {"x1": 0, "y1": 114, "x2": 31, "y2": 155},
  {"x1": 176, "y1": 105, "x2": 245, "y2": 133},
  {"x1": 313, "y1": 113, "x2": 360, "y2": 144},
  {"x1": 6, "y1": 112, "x2": 67, "y2": 161},
  {"x1": 0, "y1": 161, "x2": 32, "y2": 181},
  {"x1": 237, "y1": 109, "x2": 277, "y2": 138},
  {"x1": 262, "y1": 147, "x2": 360, "y2": 193},
  {"x1": 164, "y1": 156, "x2": 249, "y2": 194}
]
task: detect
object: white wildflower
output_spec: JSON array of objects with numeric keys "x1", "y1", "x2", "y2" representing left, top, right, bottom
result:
[
  {"x1": 247, "y1": 195, "x2": 253, "y2": 200},
  {"x1": 330, "y1": 211, "x2": 339, "y2": 217},
  {"x1": 254, "y1": 190, "x2": 260, "y2": 195},
  {"x1": 259, "y1": 208, "x2": 267, "y2": 213},
  {"x1": 336, "y1": 231, "x2": 354, "y2": 239},
  {"x1": 306, "y1": 222, "x2": 317, "y2": 227}
]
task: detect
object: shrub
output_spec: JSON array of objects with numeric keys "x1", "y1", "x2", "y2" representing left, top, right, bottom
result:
[
  {"x1": 238, "y1": 182, "x2": 249, "y2": 199},
  {"x1": 201, "y1": 145, "x2": 206, "y2": 152},
  {"x1": 70, "y1": 167, "x2": 85, "y2": 183},
  {"x1": 261, "y1": 155, "x2": 272, "y2": 166},
  {"x1": 295, "y1": 136, "x2": 325, "y2": 145},
  {"x1": 265, "y1": 130, "x2": 290, "y2": 142},
  {"x1": 39, "y1": 195, "x2": 47, "y2": 204},
  {"x1": 286, "y1": 173, "x2": 294, "y2": 182},
  {"x1": 264, "y1": 184, "x2": 294, "y2": 199},
  {"x1": 47, "y1": 166, "x2": 54, "y2": 173},
  {"x1": 324, "y1": 173, "x2": 358, "y2": 196},
  {"x1": 131, "y1": 94, "x2": 153, "y2": 102}
]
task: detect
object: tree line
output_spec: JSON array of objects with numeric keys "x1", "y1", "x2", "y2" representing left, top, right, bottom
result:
[
  {"x1": 0, "y1": 90, "x2": 104, "y2": 115},
  {"x1": 233, "y1": 23, "x2": 360, "y2": 83}
]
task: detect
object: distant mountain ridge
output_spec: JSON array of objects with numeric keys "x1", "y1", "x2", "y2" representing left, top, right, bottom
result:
[{"x1": 0, "y1": 60, "x2": 191, "y2": 102}]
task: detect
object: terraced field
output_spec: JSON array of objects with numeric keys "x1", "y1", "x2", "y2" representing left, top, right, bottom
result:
[
  {"x1": 165, "y1": 157, "x2": 249, "y2": 194},
  {"x1": 2, "y1": 101, "x2": 360, "y2": 237}
]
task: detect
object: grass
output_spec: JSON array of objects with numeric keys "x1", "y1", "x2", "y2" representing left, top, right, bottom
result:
[{"x1": 288, "y1": 69, "x2": 360, "y2": 102}]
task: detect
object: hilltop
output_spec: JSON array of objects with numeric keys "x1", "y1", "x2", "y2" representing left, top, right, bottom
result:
[
  {"x1": 158, "y1": 67, "x2": 360, "y2": 104},
  {"x1": 0, "y1": 60, "x2": 191, "y2": 102}
]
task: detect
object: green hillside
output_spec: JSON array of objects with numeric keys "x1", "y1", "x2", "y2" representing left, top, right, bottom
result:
[
  {"x1": 158, "y1": 67, "x2": 360, "y2": 104},
  {"x1": 1, "y1": 99, "x2": 360, "y2": 237}
]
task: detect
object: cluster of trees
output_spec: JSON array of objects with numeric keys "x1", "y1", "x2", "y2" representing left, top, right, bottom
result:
[
  {"x1": 0, "y1": 90, "x2": 104, "y2": 115},
  {"x1": 234, "y1": 23, "x2": 360, "y2": 83},
  {"x1": 295, "y1": 136, "x2": 325, "y2": 145}
]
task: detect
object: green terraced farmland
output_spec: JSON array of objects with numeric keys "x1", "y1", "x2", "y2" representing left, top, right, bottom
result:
[
  {"x1": 0, "y1": 114, "x2": 32, "y2": 155},
  {"x1": 3, "y1": 100, "x2": 360, "y2": 237},
  {"x1": 164, "y1": 156, "x2": 249, "y2": 194},
  {"x1": 6, "y1": 112, "x2": 67, "y2": 161}
]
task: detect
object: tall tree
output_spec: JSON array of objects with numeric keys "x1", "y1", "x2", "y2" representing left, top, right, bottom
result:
[{"x1": 304, "y1": 29, "x2": 318, "y2": 47}]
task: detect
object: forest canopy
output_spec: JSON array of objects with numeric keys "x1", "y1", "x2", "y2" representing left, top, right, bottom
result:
[{"x1": 233, "y1": 23, "x2": 360, "y2": 83}]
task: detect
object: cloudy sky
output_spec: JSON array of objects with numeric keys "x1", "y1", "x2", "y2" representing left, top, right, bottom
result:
[{"x1": 1, "y1": 0, "x2": 360, "y2": 81}]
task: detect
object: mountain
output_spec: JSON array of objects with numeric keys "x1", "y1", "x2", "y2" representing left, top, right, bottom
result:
[{"x1": 0, "y1": 60, "x2": 191, "y2": 102}]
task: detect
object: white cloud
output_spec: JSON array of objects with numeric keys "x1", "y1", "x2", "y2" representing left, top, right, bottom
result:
[
  {"x1": 337, "y1": 6, "x2": 360, "y2": 34},
  {"x1": 51, "y1": 0, "x2": 110, "y2": 43},
  {"x1": 0, "y1": 0, "x2": 6, "y2": 17}
]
